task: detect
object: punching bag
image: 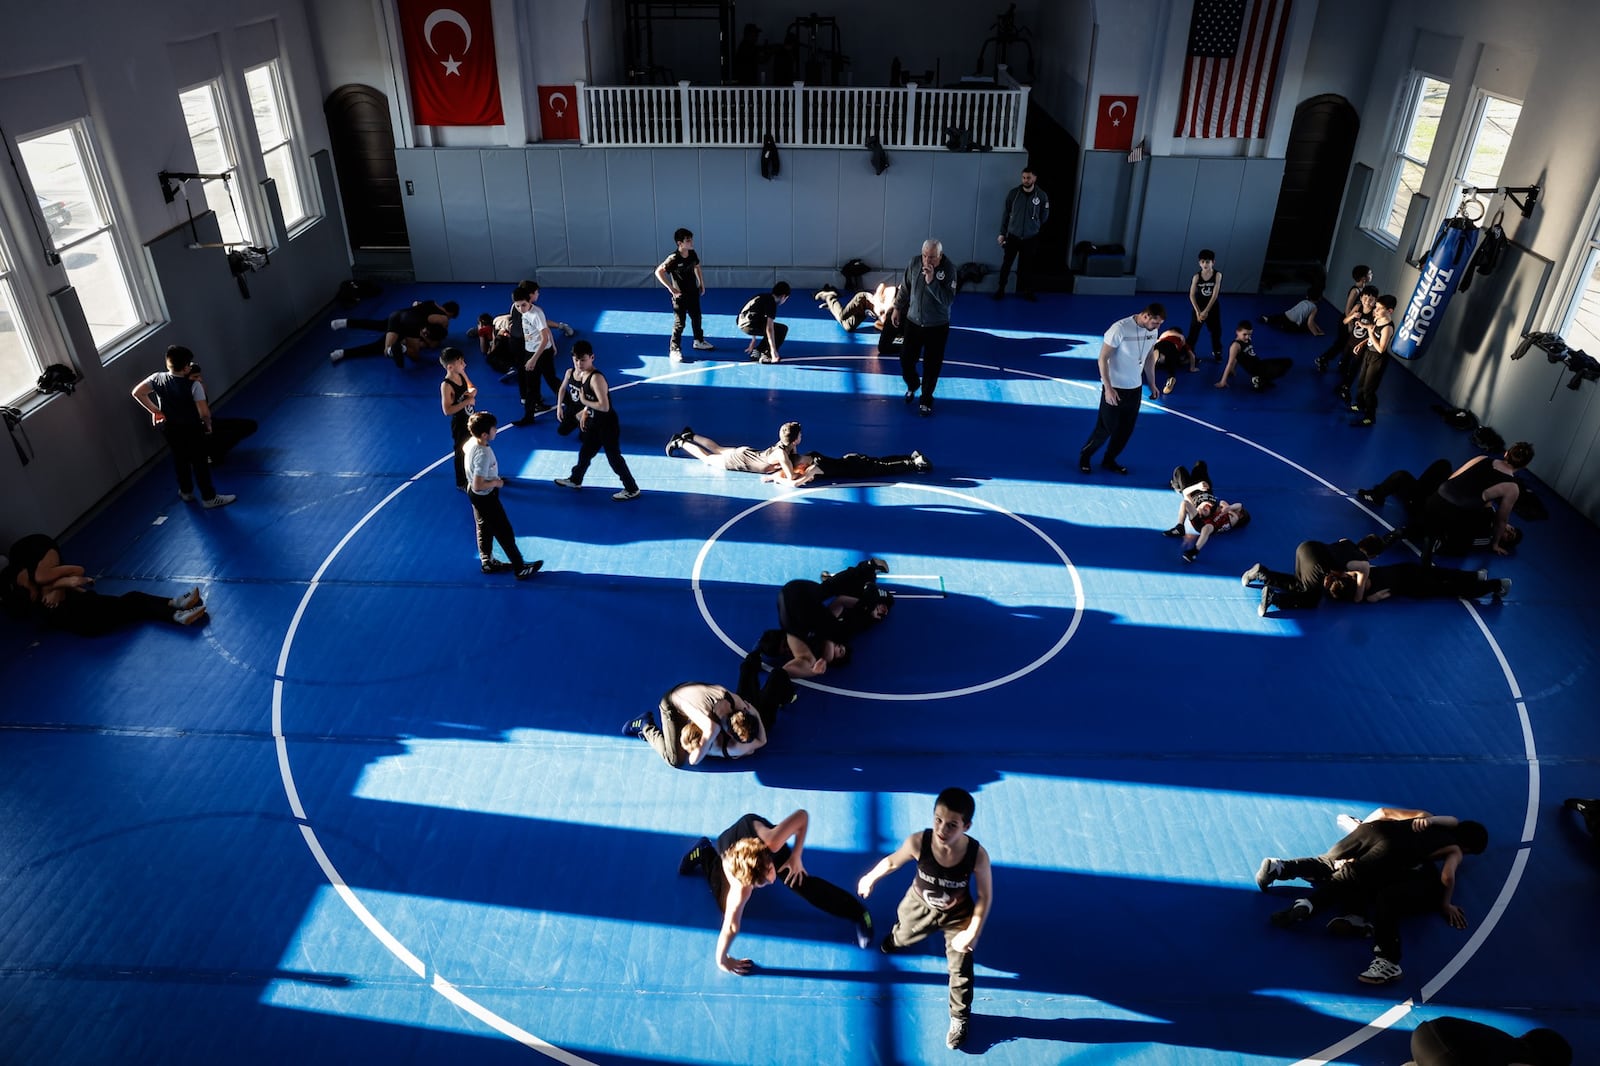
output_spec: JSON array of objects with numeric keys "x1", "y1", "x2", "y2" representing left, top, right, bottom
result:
[{"x1": 1393, "y1": 214, "x2": 1481, "y2": 360}]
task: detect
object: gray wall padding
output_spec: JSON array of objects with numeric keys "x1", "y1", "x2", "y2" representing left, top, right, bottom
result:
[
  {"x1": 394, "y1": 146, "x2": 1022, "y2": 284},
  {"x1": 1135, "y1": 156, "x2": 1285, "y2": 293}
]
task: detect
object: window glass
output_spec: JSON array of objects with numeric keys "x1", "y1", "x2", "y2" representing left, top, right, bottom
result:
[
  {"x1": 179, "y1": 82, "x2": 250, "y2": 246},
  {"x1": 245, "y1": 63, "x2": 308, "y2": 229}
]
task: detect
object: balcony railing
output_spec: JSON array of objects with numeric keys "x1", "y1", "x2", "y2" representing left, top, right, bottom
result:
[{"x1": 575, "y1": 74, "x2": 1029, "y2": 151}]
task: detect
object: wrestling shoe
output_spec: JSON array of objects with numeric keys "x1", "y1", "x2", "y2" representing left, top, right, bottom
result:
[
  {"x1": 613, "y1": 487, "x2": 642, "y2": 501},
  {"x1": 910, "y1": 450, "x2": 933, "y2": 472},
  {"x1": 946, "y1": 1017, "x2": 969, "y2": 1050},
  {"x1": 678, "y1": 836, "x2": 714, "y2": 875},
  {"x1": 481, "y1": 560, "x2": 514, "y2": 574},
  {"x1": 1181, "y1": 547, "x2": 1199, "y2": 563},
  {"x1": 515, "y1": 561, "x2": 544, "y2": 580},
  {"x1": 855, "y1": 911, "x2": 874, "y2": 949},
  {"x1": 621, "y1": 711, "x2": 653, "y2": 738},
  {"x1": 1327, "y1": 915, "x2": 1374, "y2": 939},
  {"x1": 692, "y1": 338, "x2": 715, "y2": 351},
  {"x1": 904, "y1": 385, "x2": 919, "y2": 404},
  {"x1": 1255, "y1": 858, "x2": 1283, "y2": 890},
  {"x1": 1251, "y1": 375, "x2": 1265, "y2": 390},
  {"x1": 1357, "y1": 957, "x2": 1402, "y2": 985},
  {"x1": 867, "y1": 558, "x2": 890, "y2": 574},
  {"x1": 918, "y1": 402, "x2": 932, "y2": 417},
  {"x1": 1163, "y1": 524, "x2": 1186, "y2": 538},
  {"x1": 173, "y1": 604, "x2": 209, "y2": 626},
  {"x1": 1270, "y1": 899, "x2": 1313, "y2": 927},
  {"x1": 171, "y1": 587, "x2": 203, "y2": 611},
  {"x1": 1241, "y1": 563, "x2": 1267, "y2": 587}
]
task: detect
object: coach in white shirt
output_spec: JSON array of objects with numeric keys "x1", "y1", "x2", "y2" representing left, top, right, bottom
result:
[{"x1": 1078, "y1": 303, "x2": 1165, "y2": 475}]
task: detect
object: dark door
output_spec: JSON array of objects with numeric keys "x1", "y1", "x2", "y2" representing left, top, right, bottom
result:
[
  {"x1": 1262, "y1": 94, "x2": 1358, "y2": 290},
  {"x1": 324, "y1": 85, "x2": 409, "y2": 249}
]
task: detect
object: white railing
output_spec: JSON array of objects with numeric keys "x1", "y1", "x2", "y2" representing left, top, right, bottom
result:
[{"x1": 574, "y1": 76, "x2": 1028, "y2": 151}]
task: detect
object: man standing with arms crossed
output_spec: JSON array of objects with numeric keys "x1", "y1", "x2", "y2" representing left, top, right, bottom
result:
[
  {"x1": 1078, "y1": 303, "x2": 1164, "y2": 475},
  {"x1": 894, "y1": 238, "x2": 958, "y2": 417},
  {"x1": 994, "y1": 166, "x2": 1049, "y2": 301}
]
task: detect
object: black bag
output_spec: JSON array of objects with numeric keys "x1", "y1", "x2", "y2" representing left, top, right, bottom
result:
[
  {"x1": 36, "y1": 364, "x2": 78, "y2": 396},
  {"x1": 336, "y1": 279, "x2": 384, "y2": 307},
  {"x1": 866, "y1": 135, "x2": 889, "y2": 175},
  {"x1": 760, "y1": 134, "x2": 781, "y2": 179},
  {"x1": 840, "y1": 258, "x2": 871, "y2": 290}
]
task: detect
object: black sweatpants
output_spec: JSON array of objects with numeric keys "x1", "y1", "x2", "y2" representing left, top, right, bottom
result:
[
  {"x1": 518, "y1": 345, "x2": 562, "y2": 413},
  {"x1": 43, "y1": 590, "x2": 177, "y2": 636},
  {"x1": 670, "y1": 290, "x2": 704, "y2": 349},
  {"x1": 163, "y1": 422, "x2": 216, "y2": 499},
  {"x1": 1079, "y1": 386, "x2": 1144, "y2": 466},
  {"x1": 568, "y1": 412, "x2": 639, "y2": 492},
  {"x1": 900, "y1": 320, "x2": 950, "y2": 405},
  {"x1": 467, "y1": 488, "x2": 526, "y2": 568}
]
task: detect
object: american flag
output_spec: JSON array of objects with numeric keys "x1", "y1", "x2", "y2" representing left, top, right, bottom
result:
[{"x1": 1174, "y1": 0, "x2": 1292, "y2": 138}]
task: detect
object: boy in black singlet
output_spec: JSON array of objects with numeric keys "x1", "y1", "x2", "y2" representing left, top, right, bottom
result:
[{"x1": 858, "y1": 787, "x2": 994, "y2": 1050}]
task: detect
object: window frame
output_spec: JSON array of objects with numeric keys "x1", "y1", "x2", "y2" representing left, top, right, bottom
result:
[
  {"x1": 1432, "y1": 88, "x2": 1523, "y2": 240},
  {"x1": 16, "y1": 118, "x2": 161, "y2": 362},
  {"x1": 0, "y1": 229, "x2": 47, "y2": 407},
  {"x1": 243, "y1": 59, "x2": 316, "y2": 239},
  {"x1": 177, "y1": 78, "x2": 254, "y2": 247},
  {"x1": 1364, "y1": 72, "x2": 1452, "y2": 245}
]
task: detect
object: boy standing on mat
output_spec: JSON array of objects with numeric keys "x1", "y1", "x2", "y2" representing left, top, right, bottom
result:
[
  {"x1": 462, "y1": 412, "x2": 543, "y2": 579},
  {"x1": 1185, "y1": 249, "x2": 1224, "y2": 361},
  {"x1": 439, "y1": 347, "x2": 477, "y2": 490},
  {"x1": 655, "y1": 227, "x2": 714, "y2": 362},
  {"x1": 858, "y1": 787, "x2": 994, "y2": 1051}
]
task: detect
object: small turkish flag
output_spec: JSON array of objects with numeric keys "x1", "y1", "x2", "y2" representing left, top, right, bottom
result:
[
  {"x1": 398, "y1": 0, "x2": 504, "y2": 126},
  {"x1": 1094, "y1": 95, "x2": 1138, "y2": 151},
  {"x1": 538, "y1": 86, "x2": 580, "y2": 141}
]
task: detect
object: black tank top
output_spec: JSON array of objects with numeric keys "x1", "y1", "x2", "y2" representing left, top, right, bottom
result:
[
  {"x1": 151, "y1": 372, "x2": 201, "y2": 427},
  {"x1": 566, "y1": 370, "x2": 616, "y2": 424},
  {"x1": 446, "y1": 376, "x2": 473, "y2": 436},
  {"x1": 913, "y1": 829, "x2": 980, "y2": 913},
  {"x1": 1195, "y1": 272, "x2": 1218, "y2": 301},
  {"x1": 1438, "y1": 459, "x2": 1514, "y2": 509},
  {"x1": 716, "y1": 813, "x2": 774, "y2": 853}
]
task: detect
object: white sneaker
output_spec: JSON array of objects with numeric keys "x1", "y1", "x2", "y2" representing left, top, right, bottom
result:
[
  {"x1": 946, "y1": 1017, "x2": 968, "y2": 1050},
  {"x1": 329, "y1": 349, "x2": 345, "y2": 363},
  {"x1": 173, "y1": 604, "x2": 209, "y2": 626},
  {"x1": 669, "y1": 348, "x2": 684, "y2": 363},
  {"x1": 613, "y1": 487, "x2": 641, "y2": 501},
  {"x1": 692, "y1": 338, "x2": 715, "y2": 351},
  {"x1": 330, "y1": 318, "x2": 348, "y2": 330},
  {"x1": 1336, "y1": 813, "x2": 1361, "y2": 833},
  {"x1": 170, "y1": 586, "x2": 202, "y2": 611},
  {"x1": 554, "y1": 477, "x2": 581, "y2": 490},
  {"x1": 1357, "y1": 956, "x2": 1402, "y2": 984},
  {"x1": 202, "y1": 493, "x2": 237, "y2": 509},
  {"x1": 1496, "y1": 578, "x2": 1512, "y2": 598}
]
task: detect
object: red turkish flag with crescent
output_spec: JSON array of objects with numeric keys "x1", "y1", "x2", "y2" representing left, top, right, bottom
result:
[
  {"x1": 398, "y1": 0, "x2": 504, "y2": 125},
  {"x1": 538, "y1": 86, "x2": 580, "y2": 141},
  {"x1": 1094, "y1": 95, "x2": 1138, "y2": 151}
]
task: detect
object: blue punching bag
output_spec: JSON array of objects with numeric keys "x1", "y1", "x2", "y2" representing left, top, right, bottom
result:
[{"x1": 1393, "y1": 215, "x2": 1481, "y2": 359}]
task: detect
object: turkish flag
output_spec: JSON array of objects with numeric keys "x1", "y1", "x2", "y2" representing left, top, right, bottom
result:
[
  {"x1": 1094, "y1": 95, "x2": 1138, "y2": 150},
  {"x1": 398, "y1": 0, "x2": 504, "y2": 126},
  {"x1": 538, "y1": 86, "x2": 580, "y2": 141}
]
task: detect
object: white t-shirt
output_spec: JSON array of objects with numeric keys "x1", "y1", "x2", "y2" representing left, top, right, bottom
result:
[
  {"x1": 1102, "y1": 314, "x2": 1159, "y2": 389},
  {"x1": 463, "y1": 438, "x2": 499, "y2": 494},
  {"x1": 521, "y1": 305, "x2": 550, "y2": 353},
  {"x1": 1285, "y1": 299, "x2": 1316, "y2": 325}
]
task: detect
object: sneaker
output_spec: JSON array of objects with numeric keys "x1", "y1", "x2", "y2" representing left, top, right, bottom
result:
[
  {"x1": 1241, "y1": 563, "x2": 1266, "y2": 588},
  {"x1": 1258, "y1": 586, "x2": 1276, "y2": 617},
  {"x1": 499, "y1": 369, "x2": 519, "y2": 385},
  {"x1": 389, "y1": 343, "x2": 407, "y2": 367},
  {"x1": 1270, "y1": 899, "x2": 1313, "y2": 927},
  {"x1": 554, "y1": 477, "x2": 581, "y2": 490},
  {"x1": 918, "y1": 402, "x2": 932, "y2": 417},
  {"x1": 530, "y1": 400, "x2": 554, "y2": 414},
  {"x1": 669, "y1": 347, "x2": 683, "y2": 362},
  {"x1": 481, "y1": 560, "x2": 514, "y2": 574},
  {"x1": 867, "y1": 557, "x2": 890, "y2": 574},
  {"x1": 1255, "y1": 858, "x2": 1282, "y2": 891},
  {"x1": 201, "y1": 493, "x2": 237, "y2": 509},
  {"x1": 692, "y1": 338, "x2": 715, "y2": 351},
  {"x1": 1354, "y1": 416, "x2": 1375, "y2": 427},
  {"x1": 1101, "y1": 459, "x2": 1129, "y2": 475},
  {"x1": 819, "y1": 570, "x2": 834, "y2": 583},
  {"x1": 613, "y1": 487, "x2": 642, "y2": 501},
  {"x1": 1163, "y1": 524, "x2": 1186, "y2": 538},
  {"x1": 1336, "y1": 813, "x2": 1362, "y2": 833},
  {"x1": 678, "y1": 836, "x2": 713, "y2": 875},
  {"x1": 1258, "y1": 314, "x2": 1271, "y2": 325},
  {"x1": 1496, "y1": 578, "x2": 1512, "y2": 598},
  {"x1": 515, "y1": 560, "x2": 544, "y2": 580},
  {"x1": 330, "y1": 318, "x2": 348, "y2": 330},
  {"x1": 855, "y1": 911, "x2": 874, "y2": 949},
  {"x1": 946, "y1": 1016, "x2": 969, "y2": 1050},
  {"x1": 621, "y1": 711, "x2": 652, "y2": 737},
  {"x1": 1327, "y1": 914, "x2": 1374, "y2": 939},
  {"x1": 1078, "y1": 454, "x2": 1092, "y2": 474},
  {"x1": 1162, "y1": 375, "x2": 1176, "y2": 394},
  {"x1": 171, "y1": 586, "x2": 203, "y2": 611},
  {"x1": 328, "y1": 348, "x2": 345, "y2": 364},
  {"x1": 173, "y1": 604, "x2": 209, "y2": 626},
  {"x1": 904, "y1": 386, "x2": 918, "y2": 404},
  {"x1": 1357, "y1": 956, "x2": 1403, "y2": 985},
  {"x1": 179, "y1": 491, "x2": 195, "y2": 503},
  {"x1": 911, "y1": 450, "x2": 933, "y2": 472},
  {"x1": 1355, "y1": 488, "x2": 1380, "y2": 506},
  {"x1": 1181, "y1": 547, "x2": 1199, "y2": 563},
  {"x1": 1251, "y1": 375, "x2": 1265, "y2": 390},
  {"x1": 760, "y1": 352, "x2": 780, "y2": 364},
  {"x1": 878, "y1": 933, "x2": 898, "y2": 954}
]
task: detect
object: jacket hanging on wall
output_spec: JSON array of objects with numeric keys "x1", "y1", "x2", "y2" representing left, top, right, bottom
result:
[
  {"x1": 1393, "y1": 213, "x2": 1481, "y2": 360},
  {"x1": 1458, "y1": 210, "x2": 1506, "y2": 293},
  {"x1": 760, "y1": 134, "x2": 780, "y2": 179},
  {"x1": 866, "y1": 135, "x2": 890, "y2": 175}
]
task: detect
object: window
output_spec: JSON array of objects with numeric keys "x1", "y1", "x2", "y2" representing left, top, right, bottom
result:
[
  {"x1": 1369, "y1": 74, "x2": 1450, "y2": 240},
  {"x1": 245, "y1": 62, "x2": 309, "y2": 230},
  {"x1": 17, "y1": 124, "x2": 148, "y2": 352},
  {"x1": 179, "y1": 81, "x2": 251, "y2": 246},
  {"x1": 0, "y1": 236, "x2": 44, "y2": 405},
  {"x1": 1559, "y1": 234, "x2": 1600, "y2": 359},
  {"x1": 1444, "y1": 92, "x2": 1522, "y2": 215}
]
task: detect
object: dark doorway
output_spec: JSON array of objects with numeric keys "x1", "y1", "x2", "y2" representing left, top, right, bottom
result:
[
  {"x1": 324, "y1": 85, "x2": 409, "y2": 251},
  {"x1": 1261, "y1": 94, "x2": 1358, "y2": 292}
]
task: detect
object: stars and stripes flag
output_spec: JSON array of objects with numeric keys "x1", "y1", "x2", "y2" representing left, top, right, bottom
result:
[{"x1": 1174, "y1": 0, "x2": 1292, "y2": 138}]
